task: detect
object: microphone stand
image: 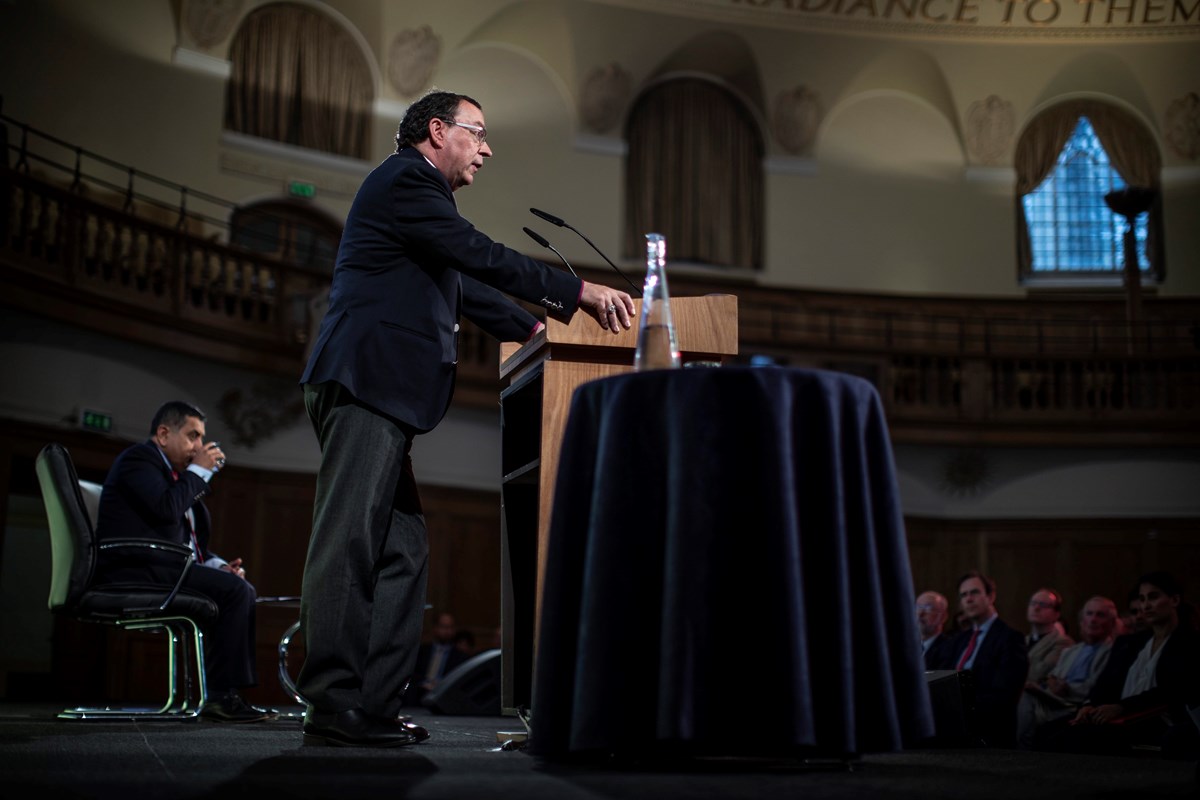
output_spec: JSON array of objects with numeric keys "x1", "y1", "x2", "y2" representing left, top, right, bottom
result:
[
  {"x1": 530, "y1": 209, "x2": 642, "y2": 297},
  {"x1": 523, "y1": 227, "x2": 578, "y2": 277}
]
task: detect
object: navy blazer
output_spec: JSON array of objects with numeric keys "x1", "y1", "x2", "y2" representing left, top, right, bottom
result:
[
  {"x1": 949, "y1": 616, "x2": 1029, "y2": 746},
  {"x1": 924, "y1": 632, "x2": 956, "y2": 671},
  {"x1": 301, "y1": 147, "x2": 584, "y2": 431},
  {"x1": 95, "y1": 440, "x2": 212, "y2": 576},
  {"x1": 1087, "y1": 626, "x2": 1200, "y2": 719}
]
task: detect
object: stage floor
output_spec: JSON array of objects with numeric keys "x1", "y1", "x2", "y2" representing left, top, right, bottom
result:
[{"x1": 0, "y1": 702, "x2": 1195, "y2": 799}]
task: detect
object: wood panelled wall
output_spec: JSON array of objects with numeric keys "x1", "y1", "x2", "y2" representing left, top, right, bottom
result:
[{"x1": 907, "y1": 516, "x2": 1200, "y2": 636}]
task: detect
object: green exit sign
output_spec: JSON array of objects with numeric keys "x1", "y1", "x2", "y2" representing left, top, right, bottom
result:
[
  {"x1": 288, "y1": 179, "x2": 316, "y2": 198},
  {"x1": 80, "y1": 409, "x2": 113, "y2": 433}
]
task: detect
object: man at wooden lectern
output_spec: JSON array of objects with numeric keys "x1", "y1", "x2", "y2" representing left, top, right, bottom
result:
[{"x1": 297, "y1": 90, "x2": 634, "y2": 747}]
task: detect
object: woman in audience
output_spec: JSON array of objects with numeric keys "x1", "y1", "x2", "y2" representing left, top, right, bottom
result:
[
  {"x1": 1036, "y1": 573, "x2": 1195, "y2": 762},
  {"x1": 1036, "y1": 571, "x2": 1199, "y2": 759}
]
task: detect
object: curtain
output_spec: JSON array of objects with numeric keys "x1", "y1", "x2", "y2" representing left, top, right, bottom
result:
[
  {"x1": 624, "y1": 79, "x2": 763, "y2": 270},
  {"x1": 224, "y1": 4, "x2": 372, "y2": 160},
  {"x1": 1014, "y1": 100, "x2": 1162, "y2": 278}
]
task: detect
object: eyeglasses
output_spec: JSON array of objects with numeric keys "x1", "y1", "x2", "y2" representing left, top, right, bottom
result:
[
  {"x1": 448, "y1": 120, "x2": 487, "y2": 144},
  {"x1": 1028, "y1": 600, "x2": 1057, "y2": 609}
]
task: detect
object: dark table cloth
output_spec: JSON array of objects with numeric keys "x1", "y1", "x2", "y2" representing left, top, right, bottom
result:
[{"x1": 530, "y1": 366, "x2": 934, "y2": 758}]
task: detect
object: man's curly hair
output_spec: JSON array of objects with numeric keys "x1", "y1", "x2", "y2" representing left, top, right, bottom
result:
[{"x1": 394, "y1": 90, "x2": 482, "y2": 152}]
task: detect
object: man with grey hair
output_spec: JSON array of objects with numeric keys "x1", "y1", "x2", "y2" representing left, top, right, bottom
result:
[
  {"x1": 1017, "y1": 595, "x2": 1118, "y2": 748},
  {"x1": 917, "y1": 590, "x2": 954, "y2": 670}
]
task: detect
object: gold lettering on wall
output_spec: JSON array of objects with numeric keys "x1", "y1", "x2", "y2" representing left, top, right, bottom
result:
[{"x1": 721, "y1": 0, "x2": 1200, "y2": 32}]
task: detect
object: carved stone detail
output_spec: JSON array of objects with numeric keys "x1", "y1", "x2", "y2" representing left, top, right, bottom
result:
[
  {"x1": 939, "y1": 448, "x2": 992, "y2": 498},
  {"x1": 772, "y1": 86, "x2": 822, "y2": 155},
  {"x1": 1165, "y1": 92, "x2": 1200, "y2": 161},
  {"x1": 580, "y1": 63, "x2": 632, "y2": 134},
  {"x1": 387, "y1": 26, "x2": 441, "y2": 99},
  {"x1": 217, "y1": 379, "x2": 306, "y2": 448},
  {"x1": 182, "y1": 0, "x2": 244, "y2": 50},
  {"x1": 965, "y1": 95, "x2": 1015, "y2": 166}
]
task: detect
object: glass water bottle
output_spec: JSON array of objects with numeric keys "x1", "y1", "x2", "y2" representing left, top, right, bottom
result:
[{"x1": 633, "y1": 233, "x2": 681, "y2": 371}]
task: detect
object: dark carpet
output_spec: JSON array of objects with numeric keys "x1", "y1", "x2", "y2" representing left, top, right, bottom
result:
[{"x1": 0, "y1": 703, "x2": 1196, "y2": 799}]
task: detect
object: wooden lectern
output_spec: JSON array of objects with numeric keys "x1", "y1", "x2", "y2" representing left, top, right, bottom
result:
[{"x1": 496, "y1": 294, "x2": 738, "y2": 713}]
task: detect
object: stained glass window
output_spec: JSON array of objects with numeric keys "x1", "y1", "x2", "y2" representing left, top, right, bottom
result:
[{"x1": 1022, "y1": 117, "x2": 1149, "y2": 276}]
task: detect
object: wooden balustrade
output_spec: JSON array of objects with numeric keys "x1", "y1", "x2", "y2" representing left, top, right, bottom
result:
[
  {"x1": 577, "y1": 267, "x2": 1200, "y2": 445},
  {"x1": 883, "y1": 353, "x2": 1198, "y2": 424},
  {"x1": 3, "y1": 165, "x2": 1198, "y2": 446},
  {"x1": 1, "y1": 167, "x2": 322, "y2": 371}
]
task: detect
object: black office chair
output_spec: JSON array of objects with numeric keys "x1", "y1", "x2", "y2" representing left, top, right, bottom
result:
[{"x1": 35, "y1": 442, "x2": 218, "y2": 720}]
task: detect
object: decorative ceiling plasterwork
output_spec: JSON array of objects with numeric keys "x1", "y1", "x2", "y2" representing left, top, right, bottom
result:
[
  {"x1": 217, "y1": 379, "x2": 307, "y2": 448},
  {"x1": 1164, "y1": 92, "x2": 1200, "y2": 160},
  {"x1": 580, "y1": 63, "x2": 633, "y2": 133},
  {"x1": 773, "y1": 86, "x2": 824, "y2": 155},
  {"x1": 388, "y1": 26, "x2": 442, "y2": 99},
  {"x1": 965, "y1": 95, "x2": 1015, "y2": 165},
  {"x1": 587, "y1": 0, "x2": 1200, "y2": 41},
  {"x1": 939, "y1": 448, "x2": 992, "y2": 497},
  {"x1": 182, "y1": 0, "x2": 245, "y2": 49}
]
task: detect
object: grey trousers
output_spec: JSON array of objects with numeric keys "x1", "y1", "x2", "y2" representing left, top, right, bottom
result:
[{"x1": 297, "y1": 382, "x2": 428, "y2": 718}]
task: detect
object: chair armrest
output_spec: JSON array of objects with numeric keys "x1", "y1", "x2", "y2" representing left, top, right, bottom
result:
[
  {"x1": 97, "y1": 538, "x2": 196, "y2": 616},
  {"x1": 1107, "y1": 704, "x2": 1170, "y2": 726},
  {"x1": 98, "y1": 539, "x2": 194, "y2": 558}
]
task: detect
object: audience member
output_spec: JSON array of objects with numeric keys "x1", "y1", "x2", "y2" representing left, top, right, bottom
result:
[
  {"x1": 454, "y1": 629, "x2": 476, "y2": 657},
  {"x1": 948, "y1": 570, "x2": 1029, "y2": 747},
  {"x1": 1037, "y1": 572, "x2": 1200, "y2": 758},
  {"x1": 916, "y1": 590, "x2": 955, "y2": 670},
  {"x1": 404, "y1": 611, "x2": 468, "y2": 706},
  {"x1": 1024, "y1": 588, "x2": 1073, "y2": 686},
  {"x1": 1119, "y1": 585, "x2": 1149, "y2": 635},
  {"x1": 1017, "y1": 596, "x2": 1118, "y2": 748}
]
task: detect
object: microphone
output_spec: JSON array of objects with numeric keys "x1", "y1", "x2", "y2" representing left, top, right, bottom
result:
[
  {"x1": 523, "y1": 226, "x2": 577, "y2": 278},
  {"x1": 529, "y1": 208, "x2": 565, "y2": 227},
  {"x1": 529, "y1": 208, "x2": 641, "y2": 297}
]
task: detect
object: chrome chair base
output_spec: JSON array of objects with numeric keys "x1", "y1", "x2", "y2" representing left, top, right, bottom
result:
[{"x1": 58, "y1": 616, "x2": 208, "y2": 721}]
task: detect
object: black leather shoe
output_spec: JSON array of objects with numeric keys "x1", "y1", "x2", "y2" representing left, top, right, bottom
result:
[
  {"x1": 400, "y1": 719, "x2": 430, "y2": 742},
  {"x1": 303, "y1": 708, "x2": 419, "y2": 748},
  {"x1": 199, "y1": 691, "x2": 274, "y2": 723}
]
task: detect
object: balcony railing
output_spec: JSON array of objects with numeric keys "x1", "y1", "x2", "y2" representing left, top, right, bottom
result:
[
  {"x1": 2, "y1": 166, "x2": 326, "y2": 370},
  {"x1": 3, "y1": 107, "x2": 1197, "y2": 446},
  {"x1": 628, "y1": 270, "x2": 1200, "y2": 445}
]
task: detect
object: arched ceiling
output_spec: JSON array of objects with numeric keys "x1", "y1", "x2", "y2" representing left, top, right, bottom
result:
[{"x1": 820, "y1": 91, "x2": 965, "y2": 176}]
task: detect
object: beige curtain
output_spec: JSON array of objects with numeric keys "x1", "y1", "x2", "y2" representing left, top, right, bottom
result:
[
  {"x1": 1014, "y1": 100, "x2": 1162, "y2": 277},
  {"x1": 225, "y1": 4, "x2": 372, "y2": 160},
  {"x1": 624, "y1": 79, "x2": 763, "y2": 270}
]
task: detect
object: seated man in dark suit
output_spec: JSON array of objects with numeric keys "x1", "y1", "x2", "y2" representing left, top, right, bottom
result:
[
  {"x1": 949, "y1": 569, "x2": 1029, "y2": 747},
  {"x1": 403, "y1": 611, "x2": 469, "y2": 706},
  {"x1": 95, "y1": 400, "x2": 270, "y2": 723},
  {"x1": 917, "y1": 590, "x2": 955, "y2": 670}
]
